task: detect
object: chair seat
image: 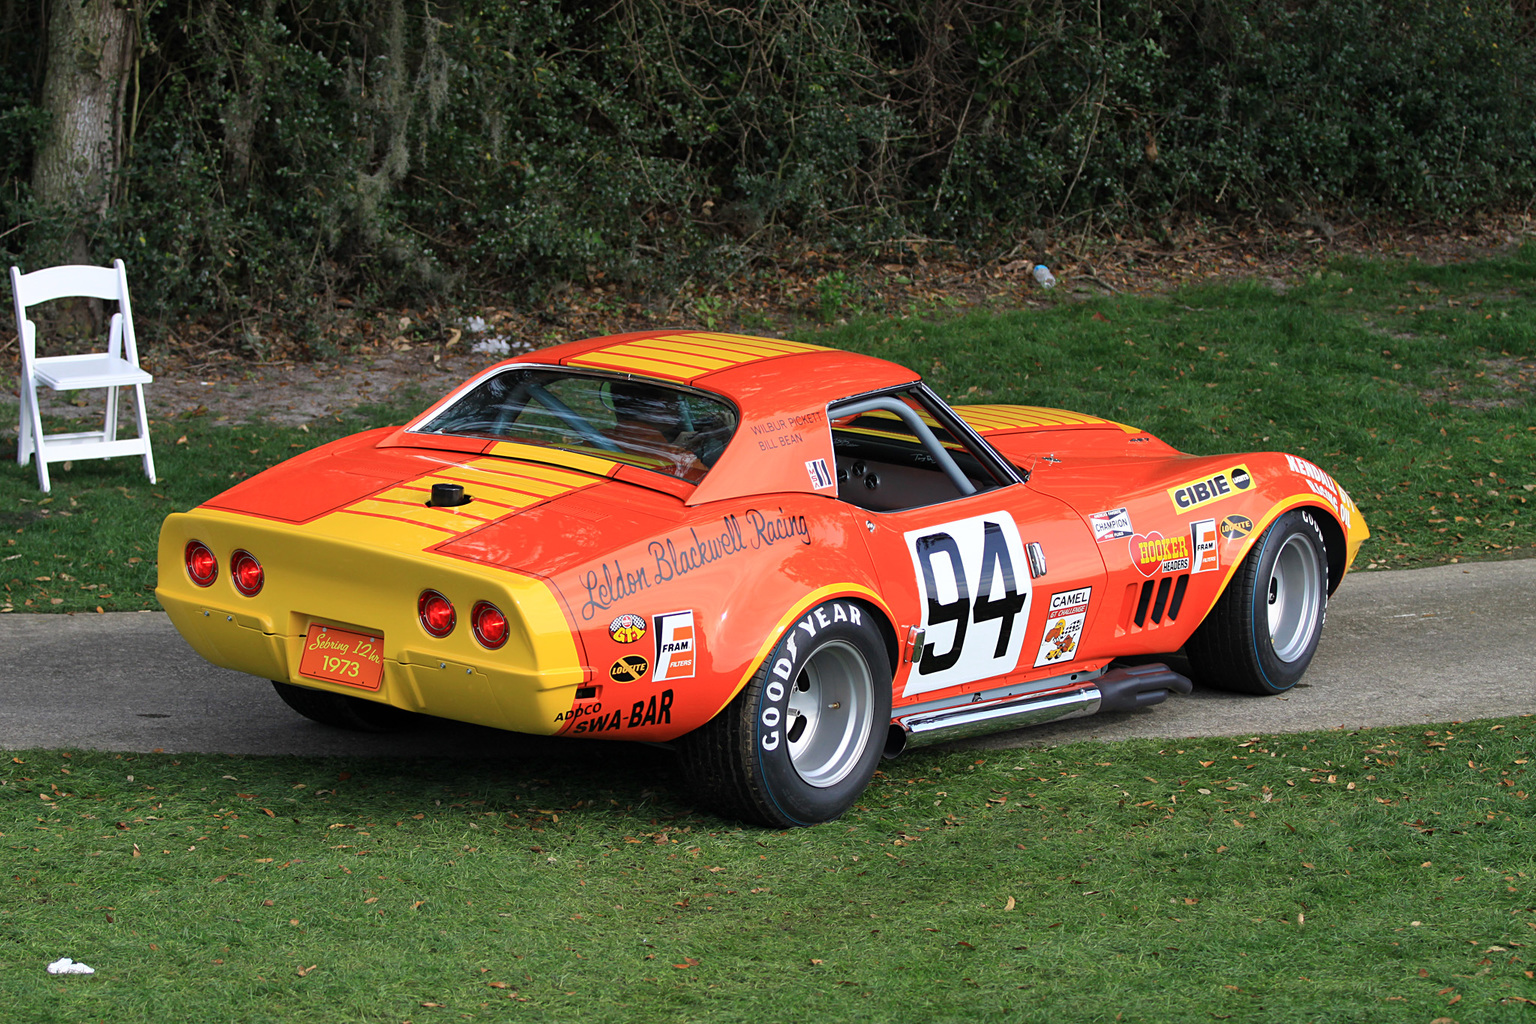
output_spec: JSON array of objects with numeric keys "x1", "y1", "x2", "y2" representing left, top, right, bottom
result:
[{"x1": 33, "y1": 353, "x2": 154, "y2": 391}]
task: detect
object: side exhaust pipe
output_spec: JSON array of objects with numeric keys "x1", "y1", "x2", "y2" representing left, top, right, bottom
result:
[{"x1": 886, "y1": 662, "x2": 1192, "y2": 756}]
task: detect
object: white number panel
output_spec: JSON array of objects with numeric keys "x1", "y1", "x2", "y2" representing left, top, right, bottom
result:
[{"x1": 902, "y1": 512, "x2": 1032, "y2": 697}]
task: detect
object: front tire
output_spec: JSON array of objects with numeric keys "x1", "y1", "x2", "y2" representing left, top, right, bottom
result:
[
  {"x1": 678, "y1": 600, "x2": 892, "y2": 827},
  {"x1": 271, "y1": 681, "x2": 419, "y2": 732},
  {"x1": 1185, "y1": 508, "x2": 1329, "y2": 695}
]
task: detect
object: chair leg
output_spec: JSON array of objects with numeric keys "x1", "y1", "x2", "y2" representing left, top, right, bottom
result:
[
  {"x1": 132, "y1": 383, "x2": 156, "y2": 484},
  {"x1": 104, "y1": 385, "x2": 120, "y2": 443},
  {"x1": 27, "y1": 389, "x2": 51, "y2": 493},
  {"x1": 16, "y1": 381, "x2": 33, "y2": 467}
]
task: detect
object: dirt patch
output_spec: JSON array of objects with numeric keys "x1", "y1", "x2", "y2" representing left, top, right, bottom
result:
[{"x1": 1421, "y1": 355, "x2": 1536, "y2": 410}]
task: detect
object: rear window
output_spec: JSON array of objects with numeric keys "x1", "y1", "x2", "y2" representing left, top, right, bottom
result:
[{"x1": 415, "y1": 368, "x2": 738, "y2": 482}]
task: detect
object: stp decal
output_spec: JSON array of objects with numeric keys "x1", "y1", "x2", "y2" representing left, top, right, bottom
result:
[
  {"x1": 1190, "y1": 519, "x2": 1219, "y2": 574},
  {"x1": 1034, "y1": 586, "x2": 1090, "y2": 667},
  {"x1": 1130, "y1": 532, "x2": 1190, "y2": 577},
  {"x1": 1088, "y1": 507, "x2": 1134, "y2": 541},
  {"x1": 903, "y1": 512, "x2": 1032, "y2": 697},
  {"x1": 1168, "y1": 464, "x2": 1253, "y2": 513},
  {"x1": 608, "y1": 612, "x2": 646, "y2": 644},
  {"x1": 653, "y1": 610, "x2": 697, "y2": 682}
]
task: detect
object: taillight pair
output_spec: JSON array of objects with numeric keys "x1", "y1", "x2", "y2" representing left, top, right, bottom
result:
[
  {"x1": 418, "y1": 590, "x2": 508, "y2": 649},
  {"x1": 184, "y1": 541, "x2": 263, "y2": 596}
]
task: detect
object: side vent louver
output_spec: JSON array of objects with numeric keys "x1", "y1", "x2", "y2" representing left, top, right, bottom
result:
[{"x1": 1122, "y1": 574, "x2": 1191, "y2": 633}]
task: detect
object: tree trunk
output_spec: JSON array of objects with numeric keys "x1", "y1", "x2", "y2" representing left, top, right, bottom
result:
[{"x1": 31, "y1": 0, "x2": 137, "y2": 263}]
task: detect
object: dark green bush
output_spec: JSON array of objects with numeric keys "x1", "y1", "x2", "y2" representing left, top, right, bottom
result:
[{"x1": 3, "y1": 0, "x2": 1534, "y2": 332}]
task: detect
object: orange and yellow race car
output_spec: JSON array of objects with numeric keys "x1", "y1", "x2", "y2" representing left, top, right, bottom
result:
[{"x1": 157, "y1": 331, "x2": 1368, "y2": 827}]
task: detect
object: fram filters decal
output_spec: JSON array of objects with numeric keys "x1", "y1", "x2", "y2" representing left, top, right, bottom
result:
[
  {"x1": 1190, "y1": 519, "x2": 1219, "y2": 573},
  {"x1": 1130, "y1": 532, "x2": 1190, "y2": 577},
  {"x1": 1168, "y1": 464, "x2": 1253, "y2": 513},
  {"x1": 1088, "y1": 507, "x2": 1134, "y2": 541},
  {"x1": 653, "y1": 610, "x2": 697, "y2": 682},
  {"x1": 1034, "y1": 586, "x2": 1090, "y2": 667}
]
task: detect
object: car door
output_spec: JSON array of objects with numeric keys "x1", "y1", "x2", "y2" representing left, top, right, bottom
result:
[{"x1": 828, "y1": 387, "x2": 1107, "y2": 711}]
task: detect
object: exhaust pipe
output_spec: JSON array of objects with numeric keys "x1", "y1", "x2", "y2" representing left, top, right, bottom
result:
[{"x1": 887, "y1": 662, "x2": 1192, "y2": 755}]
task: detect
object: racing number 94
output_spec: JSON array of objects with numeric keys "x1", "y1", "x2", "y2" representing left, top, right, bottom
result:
[{"x1": 903, "y1": 513, "x2": 1032, "y2": 696}]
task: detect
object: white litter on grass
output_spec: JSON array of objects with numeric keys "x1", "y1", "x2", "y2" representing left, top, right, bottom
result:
[
  {"x1": 470, "y1": 337, "x2": 511, "y2": 356},
  {"x1": 465, "y1": 316, "x2": 489, "y2": 333},
  {"x1": 47, "y1": 957, "x2": 95, "y2": 975}
]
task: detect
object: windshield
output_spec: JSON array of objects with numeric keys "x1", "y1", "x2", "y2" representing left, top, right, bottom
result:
[{"x1": 415, "y1": 367, "x2": 738, "y2": 482}]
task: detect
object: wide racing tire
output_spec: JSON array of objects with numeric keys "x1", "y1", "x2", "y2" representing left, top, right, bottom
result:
[
  {"x1": 271, "y1": 680, "x2": 420, "y2": 732},
  {"x1": 1185, "y1": 508, "x2": 1329, "y2": 695},
  {"x1": 678, "y1": 599, "x2": 892, "y2": 828}
]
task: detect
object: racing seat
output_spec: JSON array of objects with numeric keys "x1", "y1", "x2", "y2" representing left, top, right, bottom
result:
[{"x1": 11, "y1": 259, "x2": 156, "y2": 492}]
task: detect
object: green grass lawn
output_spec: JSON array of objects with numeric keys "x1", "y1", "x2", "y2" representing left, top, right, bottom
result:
[
  {"x1": 4, "y1": 721, "x2": 1533, "y2": 1022},
  {"x1": 2, "y1": 250, "x2": 1533, "y2": 1020}
]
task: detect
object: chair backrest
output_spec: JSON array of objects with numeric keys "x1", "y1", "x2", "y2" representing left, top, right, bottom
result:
[{"x1": 10, "y1": 259, "x2": 137, "y2": 368}]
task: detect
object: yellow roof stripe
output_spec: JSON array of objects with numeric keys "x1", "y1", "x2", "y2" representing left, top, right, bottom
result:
[
  {"x1": 567, "y1": 333, "x2": 826, "y2": 380},
  {"x1": 487, "y1": 442, "x2": 620, "y2": 478}
]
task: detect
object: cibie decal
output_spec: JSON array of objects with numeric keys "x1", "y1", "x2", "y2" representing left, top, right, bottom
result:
[
  {"x1": 806, "y1": 458, "x2": 835, "y2": 490},
  {"x1": 1220, "y1": 514, "x2": 1254, "y2": 541},
  {"x1": 1168, "y1": 463, "x2": 1253, "y2": 513},
  {"x1": 608, "y1": 655, "x2": 649, "y2": 683},
  {"x1": 1034, "y1": 587, "x2": 1090, "y2": 667},
  {"x1": 1130, "y1": 532, "x2": 1190, "y2": 577},
  {"x1": 653, "y1": 610, "x2": 697, "y2": 682},
  {"x1": 1088, "y1": 507, "x2": 1134, "y2": 541},
  {"x1": 902, "y1": 512, "x2": 1031, "y2": 697},
  {"x1": 1190, "y1": 519, "x2": 1219, "y2": 574},
  {"x1": 608, "y1": 612, "x2": 646, "y2": 644}
]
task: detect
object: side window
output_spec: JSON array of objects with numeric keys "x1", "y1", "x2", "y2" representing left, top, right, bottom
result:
[{"x1": 830, "y1": 389, "x2": 1014, "y2": 512}]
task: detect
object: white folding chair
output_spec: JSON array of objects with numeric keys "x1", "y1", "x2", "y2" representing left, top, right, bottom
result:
[{"x1": 11, "y1": 258, "x2": 156, "y2": 493}]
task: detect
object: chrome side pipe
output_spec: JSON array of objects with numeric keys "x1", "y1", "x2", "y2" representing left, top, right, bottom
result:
[{"x1": 886, "y1": 662, "x2": 1193, "y2": 756}]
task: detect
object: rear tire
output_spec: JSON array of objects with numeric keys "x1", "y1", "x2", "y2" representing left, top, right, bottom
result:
[
  {"x1": 678, "y1": 600, "x2": 891, "y2": 827},
  {"x1": 271, "y1": 681, "x2": 419, "y2": 732},
  {"x1": 1185, "y1": 508, "x2": 1329, "y2": 695}
]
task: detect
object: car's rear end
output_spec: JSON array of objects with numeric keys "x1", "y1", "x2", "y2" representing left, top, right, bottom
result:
[{"x1": 156, "y1": 466, "x2": 591, "y2": 736}]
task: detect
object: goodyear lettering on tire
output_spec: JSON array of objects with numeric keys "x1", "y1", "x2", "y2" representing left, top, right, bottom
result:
[{"x1": 760, "y1": 601, "x2": 864, "y2": 752}]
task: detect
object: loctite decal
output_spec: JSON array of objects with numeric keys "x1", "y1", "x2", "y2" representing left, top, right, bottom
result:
[
  {"x1": 1167, "y1": 464, "x2": 1253, "y2": 513},
  {"x1": 1220, "y1": 514, "x2": 1254, "y2": 541},
  {"x1": 609, "y1": 655, "x2": 649, "y2": 683}
]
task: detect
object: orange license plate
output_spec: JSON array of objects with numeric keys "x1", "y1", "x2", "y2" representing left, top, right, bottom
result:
[{"x1": 299, "y1": 624, "x2": 384, "y2": 691}]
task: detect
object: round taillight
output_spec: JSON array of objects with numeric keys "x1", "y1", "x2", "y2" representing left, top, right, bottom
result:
[
  {"x1": 472, "y1": 601, "x2": 509, "y2": 649},
  {"x1": 418, "y1": 589, "x2": 456, "y2": 638},
  {"x1": 230, "y1": 549, "x2": 264, "y2": 596},
  {"x1": 185, "y1": 541, "x2": 218, "y2": 587}
]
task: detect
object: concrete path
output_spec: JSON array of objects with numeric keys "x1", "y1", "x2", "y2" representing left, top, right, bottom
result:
[{"x1": 1, "y1": 559, "x2": 1533, "y2": 758}]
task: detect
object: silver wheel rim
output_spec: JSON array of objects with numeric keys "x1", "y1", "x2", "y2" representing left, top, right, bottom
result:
[
  {"x1": 784, "y1": 640, "x2": 874, "y2": 788},
  {"x1": 1267, "y1": 533, "x2": 1323, "y2": 662}
]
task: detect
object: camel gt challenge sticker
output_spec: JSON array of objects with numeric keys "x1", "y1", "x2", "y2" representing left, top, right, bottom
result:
[
  {"x1": 608, "y1": 612, "x2": 647, "y2": 644},
  {"x1": 653, "y1": 610, "x2": 697, "y2": 682},
  {"x1": 1034, "y1": 586, "x2": 1090, "y2": 666}
]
